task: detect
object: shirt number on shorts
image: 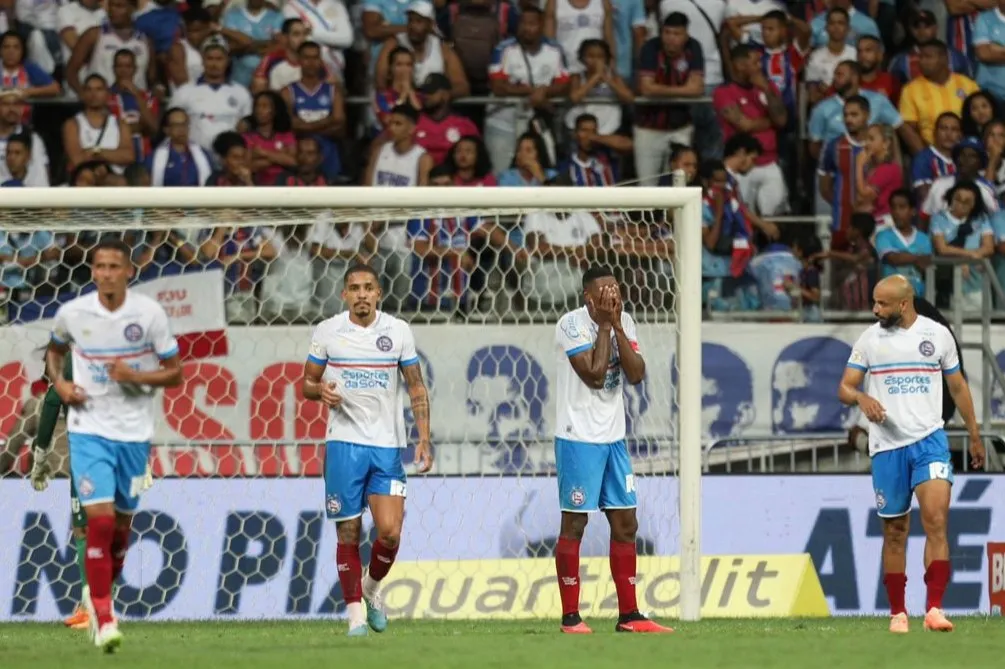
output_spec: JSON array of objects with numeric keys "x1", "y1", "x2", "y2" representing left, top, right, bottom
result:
[
  {"x1": 625, "y1": 474, "x2": 636, "y2": 493},
  {"x1": 129, "y1": 475, "x2": 147, "y2": 498},
  {"x1": 929, "y1": 462, "x2": 950, "y2": 481},
  {"x1": 389, "y1": 480, "x2": 407, "y2": 497}
]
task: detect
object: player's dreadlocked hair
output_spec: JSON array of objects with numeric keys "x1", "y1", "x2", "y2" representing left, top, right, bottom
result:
[{"x1": 914, "y1": 296, "x2": 965, "y2": 423}]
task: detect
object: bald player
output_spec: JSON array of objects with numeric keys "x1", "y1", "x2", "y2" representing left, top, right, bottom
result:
[{"x1": 839, "y1": 275, "x2": 985, "y2": 634}]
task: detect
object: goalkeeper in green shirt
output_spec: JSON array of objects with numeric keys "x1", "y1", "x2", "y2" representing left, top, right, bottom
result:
[
  {"x1": 29, "y1": 357, "x2": 94, "y2": 630},
  {"x1": 29, "y1": 356, "x2": 153, "y2": 630}
]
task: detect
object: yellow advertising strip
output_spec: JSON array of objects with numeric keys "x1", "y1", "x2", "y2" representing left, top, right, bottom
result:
[{"x1": 378, "y1": 555, "x2": 829, "y2": 620}]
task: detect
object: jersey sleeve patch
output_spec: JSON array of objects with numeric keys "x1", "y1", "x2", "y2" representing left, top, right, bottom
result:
[
  {"x1": 307, "y1": 340, "x2": 328, "y2": 365},
  {"x1": 846, "y1": 348, "x2": 868, "y2": 371},
  {"x1": 558, "y1": 315, "x2": 593, "y2": 356}
]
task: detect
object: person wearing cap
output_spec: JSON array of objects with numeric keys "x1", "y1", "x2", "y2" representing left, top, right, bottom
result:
[
  {"x1": 169, "y1": 35, "x2": 253, "y2": 154},
  {"x1": 414, "y1": 72, "x2": 479, "y2": 164},
  {"x1": 899, "y1": 39, "x2": 979, "y2": 147},
  {"x1": 888, "y1": 10, "x2": 971, "y2": 86},
  {"x1": 375, "y1": 0, "x2": 470, "y2": 99},
  {"x1": 66, "y1": 0, "x2": 156, "y2": 98},
  {"x1": 922, "y1": 137, "x2": 1001, "y2": 219},
  {"x1": 283, "y1": 0, "x2": 353, "y2": 80}
]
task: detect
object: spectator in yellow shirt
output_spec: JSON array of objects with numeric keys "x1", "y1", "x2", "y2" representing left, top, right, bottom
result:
[{"x1": 899, "y1": 39, "x2": 979, "y2": 146}]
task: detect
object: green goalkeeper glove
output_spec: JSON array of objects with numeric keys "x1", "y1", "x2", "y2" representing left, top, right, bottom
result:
[{"x1": 29, "y1": 443, "x2": 52, "y2": 492}]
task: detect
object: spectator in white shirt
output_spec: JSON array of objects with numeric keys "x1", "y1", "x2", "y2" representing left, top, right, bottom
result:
[
  {"x1": 485, "y1": 7, "x2": 571, "y2": 173},
  {"x1": 375, "y1": 1, "x2": 470, "y2": 99},
  {"x1": 544, "y1": 0, "x2": 614, "y2": 75},
  {"x1": 16, "y1": 0, "x2": 60, "y2": 72},
  {"x1": 260, "y1": 225, "x2": 323, "y2": 324},
  {"x1": 56, "y1": 0, "x2": 106, "y2": 93},
  {"x1": 805, "y1": 7, "x2": 856, "y2": 105},
  {"x1": 0, "y1": 91, "x2": 48, "y2": 186},
  {"x1": 167, "y1": 8, "x2": 214, "y2": 91},
  {"x1": 520, "y1": 178, "x2": 604, "y2": 309},
  {"x1": 283, "y1": 0, "x2": 354, "y2": 81},
  {"x1": 723, "y1": 0, "x2": 784, "y2": 46},
  {"x1": 170, "y1": 36, "x2": 254, "y2": 155}
]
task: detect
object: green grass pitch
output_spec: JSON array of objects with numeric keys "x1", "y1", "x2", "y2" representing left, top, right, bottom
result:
[{"x1": 2, "y1": 617, "x2": 1004, "y2": 669}]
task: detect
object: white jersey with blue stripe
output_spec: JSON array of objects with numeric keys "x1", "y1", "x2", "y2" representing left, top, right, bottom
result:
[
  {"x1": 555, "y1": 306, "x2": 639, "y2": 444},
  {"x1": 307, "y1": 311, "x2": 419, "y2": 448},
  {"x1": 50, "y1": 290, "x2": 179, "y2": 442},
  {"x1": 846, "y1": 315, "x2": 960, "y2": 455}
]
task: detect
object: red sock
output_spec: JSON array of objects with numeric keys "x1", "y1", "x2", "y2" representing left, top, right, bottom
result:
[
  {"x1": 925, "y1": 560, "x2": 950, "y2": 610},
  {"x1": 610, "y1": 541, "x2": 638, "y2": 616},
  {"x1": 555, "y1": 537, "x2": 581, "y2": 616},
  {"x1": 368, "y1": 539, "x2": 399, "y2": 582},
  {"x1": 884, "y1": 573, "x2": 907, "y2": 615},
  {"x1": 85, "y1": 515, "x2": 115, "y2": 625},
  {"x1": 111, "y1": 525, "x2": 131, "y2": 583},
  {"x1": 336, "y1": 543, "x2": 362, "y2": 604}
]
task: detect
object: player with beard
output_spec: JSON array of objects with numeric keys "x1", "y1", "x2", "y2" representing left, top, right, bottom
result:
[
  {"x1": 838, "y1": 274, "x2": 985, "y2": 634},
  {"x1": 301, "y1": 263, "x2": 433, "y2": 637}
]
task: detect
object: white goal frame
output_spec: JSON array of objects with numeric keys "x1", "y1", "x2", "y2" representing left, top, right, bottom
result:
[{"x1": 1, "y1": 185, "x2": 704, "y2": 622}]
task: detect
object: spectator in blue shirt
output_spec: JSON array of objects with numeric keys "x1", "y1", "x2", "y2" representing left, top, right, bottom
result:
[
  {"x1": 222, "y1": 0, "x2": 285, "y2": 88},
  {"x1": 809, "y1": 0, "x2": 879, "y2": 47},
  {"x1": 930, "y1": 180, "x2": 995, "y2": 310},
  {"x1": 146, "y1": 107, "x2": 215, "y2": 187},
  {"x1": 875, "y1": 188, "x2": 933, "y2": 296},
  {"x1": 610, "y1": 0, "x2": 647, "y2": 80},
  {"x1": 973, "y1": 5, "x2": 1005, "y2": 103},
  {"x1": 134, "y1": 0, "x2": 183, "y2": 56},
  {"x1": 559, "y1": 113, "x2": 620, "y2": 186},
  {"x1": 808, "y1": 60, "x2": 923, "y2": 161},
  {"x1": 497, "y1": 131, "x2": 558, "y2": 186},
  {"x1": 0, "y1": 228, "x2": 61, "y2": 299}
]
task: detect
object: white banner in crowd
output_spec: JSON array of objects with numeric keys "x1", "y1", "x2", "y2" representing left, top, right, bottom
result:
[
  {"x1": 2, "y1": 323, "x2": 1004, "y2": 476},
  {"x1": 1, "y1": 476, "x2": 1000, "y2": 620}
]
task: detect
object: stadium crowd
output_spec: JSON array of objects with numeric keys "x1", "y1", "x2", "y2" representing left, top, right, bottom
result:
[{"x1": 2, "y1": 0, "x2": 1005, "y2": 321}]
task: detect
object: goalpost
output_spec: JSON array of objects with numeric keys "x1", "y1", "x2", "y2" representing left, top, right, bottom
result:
[{"x1": 0, "y1": 185, "x2": 703, "y2": 623}]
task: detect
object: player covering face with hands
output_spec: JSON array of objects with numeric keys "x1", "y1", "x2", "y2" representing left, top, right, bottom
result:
[
  {"x1": 552, "y1": 267, "x2": 672, "y2": 634},
  {"x1": 838, "y1": 275, "x2": 984, "y2": 634},
  {"x1": 301, "y1": 264, "x2": 432, "y2": 637}
]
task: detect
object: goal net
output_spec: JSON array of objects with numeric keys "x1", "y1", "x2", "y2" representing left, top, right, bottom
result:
[{"x1": 0, "y1": 186, "x2": 702, "y2": 623}]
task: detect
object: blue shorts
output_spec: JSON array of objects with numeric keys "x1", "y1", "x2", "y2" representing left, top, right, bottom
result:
[
  {"x1": 324, "y1": 441, "x2": 407, "y2": 521},
  {"x1": 68, "y1": 433, "x2": 152, "y2": 513},
  {"x1": 871, "y1": 429, "x2": 954, "y2": 518},
  {"x1": 555, "y1": 437, "x2": 637, "y2": 513}
]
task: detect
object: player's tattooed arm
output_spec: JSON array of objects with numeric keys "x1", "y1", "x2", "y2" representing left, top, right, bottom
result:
[
  {"x1": 402, "y1": 363, "x2": 434, "y2": 473},
  {"x1": 402, "y1": 363, "x2": 431, "y2": 442}
]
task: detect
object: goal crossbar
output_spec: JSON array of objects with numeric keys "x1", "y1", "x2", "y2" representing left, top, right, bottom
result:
[{"x1": 3, "y1": 184, "x2": 704, "y2": 622}]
